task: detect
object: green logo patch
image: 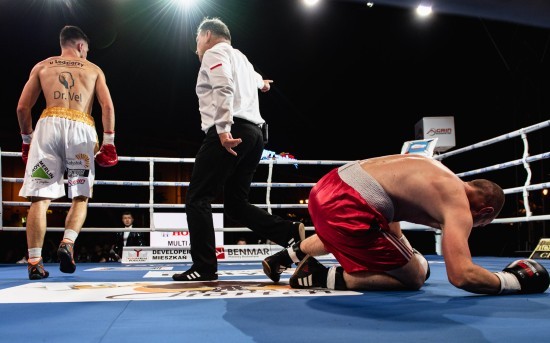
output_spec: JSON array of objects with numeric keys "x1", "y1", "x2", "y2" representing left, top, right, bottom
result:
[{"x1": 31, "y1": 167, "x2": 51, "y2": 179}]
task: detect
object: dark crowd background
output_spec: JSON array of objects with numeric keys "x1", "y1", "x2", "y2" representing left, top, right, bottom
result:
[{"x1": 1, "y1": 0, "x2": 549, "y2": 262}]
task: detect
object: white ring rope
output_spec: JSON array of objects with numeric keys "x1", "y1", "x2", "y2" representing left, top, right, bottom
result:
[
  {"x1": 434, "y1": 119, "x2": 550, "y2": 160},
  {"x1": 266, "y1": 159, "x2": 274, "y2": 215},
  {"x1": 521, "y1": 132, "x2": 533, "y2": 217}
]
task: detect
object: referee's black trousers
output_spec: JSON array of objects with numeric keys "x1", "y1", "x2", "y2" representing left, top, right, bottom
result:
[{"x1": 185, "y1": 119, "x2": 297, "y2": 274}]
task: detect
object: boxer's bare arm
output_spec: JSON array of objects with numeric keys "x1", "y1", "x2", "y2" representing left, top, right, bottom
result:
[
  {"x1": 94, "y1": 69, "x2": 115, "y2": 133},
  {"x1": 440, "y1": 208, "x2": 501, "y2": 294},
  {"x1": 17, "y1": 63, "x2": 43, "y2": 133},
  {"x1": 406, "y1": 173, "x2": 501, "y2": 294}
]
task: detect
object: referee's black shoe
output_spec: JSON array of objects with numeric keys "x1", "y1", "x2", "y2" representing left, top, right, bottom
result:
[{"x1": 172, "y1": 268, "x2": 218, "y2": 281}]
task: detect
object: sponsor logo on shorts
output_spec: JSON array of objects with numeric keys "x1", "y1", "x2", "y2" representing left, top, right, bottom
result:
[
  {"x1": 67, "y1": 169, "x2": 89, "y2": 178},
  {"x1": 68, "y1": 178, "x2": 86, "y2": 187},
  {"x1": 76, "y1": 153, "x2": 90, "y2": 169},
  {"x1": 67, "y1": 154, "x2": 91, "y2": 169},
  {"x1": 32, "y1": 180, "x2": 51, "y2": 185},
  {"x1": 31, "y1": 161, "x2": 53, "y2": 179}
]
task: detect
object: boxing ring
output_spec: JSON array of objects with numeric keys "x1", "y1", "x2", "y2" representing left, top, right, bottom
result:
[
  {"x1": 0, "y1": 120, "x2": 549, "y2": 343},
  {"x1": 1, "y1": 119, "x2": 549, "y2": 255}
]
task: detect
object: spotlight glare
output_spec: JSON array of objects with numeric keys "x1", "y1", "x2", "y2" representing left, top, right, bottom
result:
[
  {"x1": 303, "y1": 0, "x2": 320, "y2": 7},
  {"x1": 171, "y1": 0, "x2": 196, "y2": 10},
  {"x1": 416, "y1": 4, "x2": 432, "y2": 17}
]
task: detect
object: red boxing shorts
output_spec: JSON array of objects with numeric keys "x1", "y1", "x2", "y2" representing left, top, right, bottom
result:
[{"x1": 308, "y1": 162, "x2": 412, "y2": 274}]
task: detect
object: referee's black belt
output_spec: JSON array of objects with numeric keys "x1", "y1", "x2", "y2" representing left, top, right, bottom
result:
[{"x1": 233, "y1": 117, "x2": 263, "y2": 128}]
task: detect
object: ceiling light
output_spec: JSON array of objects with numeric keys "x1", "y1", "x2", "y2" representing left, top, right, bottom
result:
[{"x1": 416, "y1": 3, "x2": 432, "y2": 17}]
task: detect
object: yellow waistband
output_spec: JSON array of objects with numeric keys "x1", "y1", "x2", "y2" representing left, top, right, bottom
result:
[{"x1": 40, "y1": 107, "x2": 95, "y2": 127}]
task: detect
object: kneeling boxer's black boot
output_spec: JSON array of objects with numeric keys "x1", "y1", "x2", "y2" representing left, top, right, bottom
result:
[
  {"x1": 263, "y1": 241, "x2": 307, "y2": 283},
  {"x1": 290, "y1": 256, "x2": 348, "y2": 290}
]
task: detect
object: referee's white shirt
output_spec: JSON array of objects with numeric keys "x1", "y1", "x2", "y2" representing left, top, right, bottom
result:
[{"x1": 196, "y1": 42, "x2": 266, "y2": 134}]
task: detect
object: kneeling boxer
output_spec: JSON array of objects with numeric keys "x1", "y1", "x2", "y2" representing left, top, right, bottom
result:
[{"x1": 263, "y1": 155, "x2": 550, "y2": 295}]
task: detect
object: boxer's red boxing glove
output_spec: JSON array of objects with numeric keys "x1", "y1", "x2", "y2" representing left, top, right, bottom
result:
[
  {"x1": 494, "y1": 259, "x2": 550, "y2": 294},
  {"x1": 95, "y1": 131, "x2": 118, "y2": 167},
  {"x1": 21, "y1": 132, "x2": 33, "y2": 165},
  {"x1": 95, "y1": 144, "x2": 118, "y2": 167}
]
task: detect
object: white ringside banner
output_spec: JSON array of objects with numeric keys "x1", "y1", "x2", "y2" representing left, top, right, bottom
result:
[
  {"x1": 122, "y1": 245, "x2": 335, "y2": 264},
  {"x1": 150, "y1": 213, "x2": 224, "y2": 248}
]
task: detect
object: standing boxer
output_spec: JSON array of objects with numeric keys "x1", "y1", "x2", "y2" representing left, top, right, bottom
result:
[{"x1": 17, "y1": 25, "x2": 118, "y2": 280}]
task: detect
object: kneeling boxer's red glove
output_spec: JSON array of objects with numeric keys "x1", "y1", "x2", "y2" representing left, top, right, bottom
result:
[{"x1": 95, "y1": 131, "x2": 118, "y2": 167}]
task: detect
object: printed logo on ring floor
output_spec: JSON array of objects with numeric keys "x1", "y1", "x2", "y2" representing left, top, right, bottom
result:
[{"x1": 0, "y1": 280, "x2": 360, "y2": 303}]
